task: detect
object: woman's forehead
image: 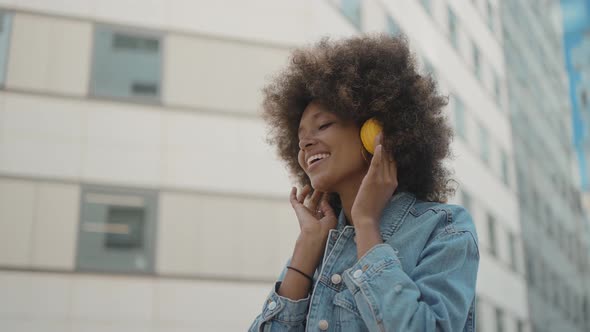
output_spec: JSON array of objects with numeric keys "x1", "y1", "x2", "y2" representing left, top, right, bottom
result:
[{"x1": 300, "y1": 103, "x2": 333, "y2": 122}]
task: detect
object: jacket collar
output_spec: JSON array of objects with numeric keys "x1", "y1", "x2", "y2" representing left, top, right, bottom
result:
[{"x1": 336, "y1": 191, "x2": 416, "y2": 242}]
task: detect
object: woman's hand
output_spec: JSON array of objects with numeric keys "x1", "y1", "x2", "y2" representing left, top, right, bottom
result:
[
  {"x1": 288, "y1": 185, "x2": 338, "y2": 277},
  {"x1": 290, "y1": 185, "x2": 338, "y2": 241},
  {"x1": 351, "y1": 136, "x2": 398, "y2": 228}
]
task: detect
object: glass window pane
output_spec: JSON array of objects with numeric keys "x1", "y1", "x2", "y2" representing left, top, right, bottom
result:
[
  {"x1": 454, "y1": 97, "x2": 466, "y2": 139},
  {"x1": 495, "y1": 307, "x2": 504, "y2": 332},
  {"x1": 473, "y1": 44, "x2": 482, "y2": 80},
  {"x1": 341, "y1": 0, "x2": 362, "y2": 29},
  {"x1": 479, "y1": 125, "x2": 490, "y2": 164},
  {"x1": 91, "y1": 25, "x2": 162, "y2": 102},
  {"x1": 0, "y1": 11, "x2": 13, "y2": 86},
  {"x1": 104, "y1": 206, "x2": 145, "y2": 249},
  {"x1": 448, "y1": 7, "x2": 458, "y2": 49},
  {"x1": 77, "y1": 185, "x2": 158, "y2": 274},
  {"x1": 421, "y1": 0, "x2": 431, "y2": 15},
  {"x1": 487, "y1": 213, "x2": 497, "y2": 256},
  {"x1": 387, "y1": 15, "x2": 401, "y2": 36},
  {"x1": 501, "y1": 150, "x2": 509, "y2": 185},
  {"x1": 508, "y1": 232, "x2": 517, "y2": 271},
  {"x1": 487, "y1": 0, "x2": 494, "y2": 32}
]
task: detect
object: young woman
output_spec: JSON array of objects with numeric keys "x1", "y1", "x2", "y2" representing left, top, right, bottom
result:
[{"x1": 249, "y1": 34, "x2": 479, "y2": 332}]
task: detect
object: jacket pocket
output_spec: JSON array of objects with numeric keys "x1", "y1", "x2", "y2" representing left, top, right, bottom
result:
[
  {"x1": 333, "y1": 288, "x2": 362, "y2": 319},
  {"x1": 333, "y1": 289, "x2": 368, "y2": 331}
]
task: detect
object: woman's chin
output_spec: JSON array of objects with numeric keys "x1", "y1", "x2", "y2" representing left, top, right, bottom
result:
[{"x1": 310, "y1": 177, "x2": 334, "y2": 192}]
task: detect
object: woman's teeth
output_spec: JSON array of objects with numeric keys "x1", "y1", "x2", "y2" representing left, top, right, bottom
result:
[{"x1": 307, "y1": 153, "x2": 330, "y2": 167}]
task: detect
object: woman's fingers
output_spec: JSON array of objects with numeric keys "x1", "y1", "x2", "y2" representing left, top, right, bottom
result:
[
  {"x1": 290, "y1": 186, "x2": 322, "y2": 219},
  {"x1": 297, "y1": 184, "x2": 311, "y2": 203},
  {"x1": 290, "y1": 187, "x2": 300, "y2": 207},
  {"x1": 305, "y1": 188, "x2": 323, "y2": 211},
  {"x1": 368, "y1": 144, "x2": 382, "y2": 179}
]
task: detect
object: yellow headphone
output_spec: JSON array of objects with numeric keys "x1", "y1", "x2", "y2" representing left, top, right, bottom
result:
[{"x1": 360, "y1": 117, "x2": 383, "y2": 155}]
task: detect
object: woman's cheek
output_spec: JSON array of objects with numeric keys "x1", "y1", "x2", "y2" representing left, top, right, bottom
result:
[{"x1": 297, "y1": 150, "x2": 306, "y2": 171}]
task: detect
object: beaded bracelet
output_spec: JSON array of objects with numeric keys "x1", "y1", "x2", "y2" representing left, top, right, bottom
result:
[{"x1": 287, "y1": 266, "x2": 313, "y2": 283}]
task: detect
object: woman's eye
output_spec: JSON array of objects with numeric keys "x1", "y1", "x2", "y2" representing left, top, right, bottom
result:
[{"x1": 319, "y1": 122, "x2": 333, "y2": 130}]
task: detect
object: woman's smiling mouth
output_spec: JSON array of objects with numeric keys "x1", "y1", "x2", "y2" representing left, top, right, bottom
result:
[{"x1": 307, "y1": 153, "x2": 331, "y2": 171}]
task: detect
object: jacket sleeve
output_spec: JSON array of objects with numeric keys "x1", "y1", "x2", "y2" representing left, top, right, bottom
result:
[
  {"x1": 341, "y1": 228, "x2": 479, "y2": 331},
  {"x1": 248, "y1": 262, "x2": 312, "y2": 332}
]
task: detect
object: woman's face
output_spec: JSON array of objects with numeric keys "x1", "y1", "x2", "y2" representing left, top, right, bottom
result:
[{"x1": 297, "y1": 101, "x2": 368, "y2": 192}]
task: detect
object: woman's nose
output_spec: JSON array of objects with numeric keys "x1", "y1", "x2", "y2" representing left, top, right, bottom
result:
[{"x1": 298, "y1": 136, "x2": 316, "y2": 150}]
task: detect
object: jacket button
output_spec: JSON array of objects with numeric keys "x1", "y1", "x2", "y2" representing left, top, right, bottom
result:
[
  {"x1": 331, "y1": 273, "x2": 342, "y2": 285},
  {"x1": 318, "y1": 319, "x2": 329, "y2": 330},
  {"x1": 353, "y1": 269, "x2": 363, "y2": 279},
  {"x1": 267, "y1": 301, "x2": 277, "y2": 310}
]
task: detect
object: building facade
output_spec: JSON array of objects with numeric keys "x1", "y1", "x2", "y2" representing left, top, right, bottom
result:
[
  {"x1": 501, "y1": 0, "x2": 590, "y2": 331},
  {"x1": 0, "y1": 0, "x2": 531, "y2": 331}
]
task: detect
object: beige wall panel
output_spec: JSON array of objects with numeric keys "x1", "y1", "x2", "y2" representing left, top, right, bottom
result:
[
  {"x1": 275, "y1": 202, "x2": 301, "y2": 270},
  {"x1": 83, "y1": 102, "x2": 162, "y2": 186},
  {"x1": 156, "y1": 192, "x2": 205, "y2": 276},
  {"x1": 70, "y1": 275, "x2": 154, "y2": 322},
  {"x1": 0, "y1": 178, "x2": 35, "y2": 266},
  {"x1": 163, "y1": 35, "x2": 289, "y2": 114},
  {"x1": 7, "y1": 13, "x2": 91, "y2": 96},
  {"x1": 0, "y1": 271, "x2": 72, "y2": 319},
  {"x1": 0, "y1": 93, "x2": 84, "y2": 178},
  {"x1": 156, "y1": 279, "x2": 271, "y2": 330},
  {"x1": 233, "y1": 198, "x2": 282, "y2": 279},
  {"x1": 162, "y1": 110, "x2": 291, "y2": 196},
  {"x1": 31, "y1": 182, "x2": 80, "y2": 270},
  {"x1": 158, "y1": 191, "x2": 284, "y2": 279},
  {"x1": 10, "y1": 0, "x2": 93, "y2": 18}
]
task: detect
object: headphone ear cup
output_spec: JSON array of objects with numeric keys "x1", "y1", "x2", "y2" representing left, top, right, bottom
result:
[{"x1": 360, "y1": 118, "x2": 383, "y2": 155}]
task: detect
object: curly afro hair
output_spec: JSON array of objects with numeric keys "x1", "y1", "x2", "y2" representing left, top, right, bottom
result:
[{"x1": 261, "y1": 34, "x2": 455, "y2": 203}]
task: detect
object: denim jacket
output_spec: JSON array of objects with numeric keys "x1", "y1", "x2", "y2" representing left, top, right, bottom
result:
[{"x1": 249, "y1": 191, "x2": 480, "y2": 332}]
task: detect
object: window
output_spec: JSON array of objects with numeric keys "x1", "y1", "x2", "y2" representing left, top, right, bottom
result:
[
  {"x1": 0, "y1": 11, "x2": 13, "y2": 86},
  {"x1": 487, "y1": 213, "x2": 497, "y2": 257},
  {"x1": 501, "y1": 150, "x2": 509, "y2": 186},
  {"x1": 508, "y1": 232, "x2": 518, "y2": 271},
  {"x1": 495, "y1": 307, "x2": 505, "y2": 332},
  {"x1": 448, "y1": 7, "x2": 458, "y2": 49},
  {"x1": 387, "y1": 15, "x2": 401, "y2": 36},
  {"x1": 538, "y1": 260, "x2": 546, "y2": 298},
  {"x1": 479, "y1": 124, "x2": 490, "y2": 164},
  {"x1": 525, "y1": 247, "x2": 535, "y2": 285},
  {"x1": 91, "y1": 25, "x2": 162, "y2": 102},
  {"x1": 473, "y1": 43, "x2": 482, "y2": 80},
  {"x1": 516, "y1": 319, "x2": 524, "y2": 332},
  {"x1": 552, "y1": 273, "x2": 559, "y2": 307},
  {"x1": 421, "y1": 0, "x2": 431, "y2": 15},
  {"x1": 454, "y1": 97, "x2": 466, "y2": 139},
  {"x1": 341, "y1": 0, "x2": 362, "y2": 30},
  {"x1": 494, "y1": 72, "x2": 501, "y2": 101},
  {"x1": 486, "y1": 1, "x2": 495, "y2": 32},
  {"x1": 76, "y1": 185, "x2": 158, "y2": 274}
]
